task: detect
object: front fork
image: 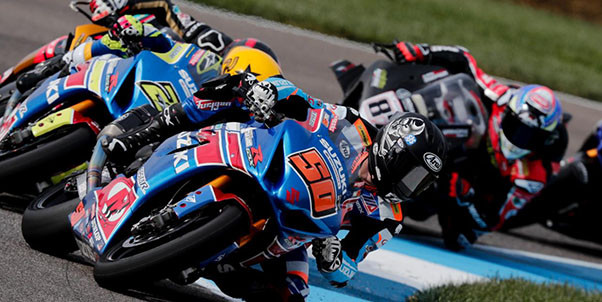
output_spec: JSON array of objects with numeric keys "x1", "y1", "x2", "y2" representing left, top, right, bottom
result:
[{"x1": 132, "y1": 174, "x2": 265, "y2": 283}]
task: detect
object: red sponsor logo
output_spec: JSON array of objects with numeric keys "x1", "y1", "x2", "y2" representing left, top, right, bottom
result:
[
  {"x1": 194, "y1": 97, "x2": 231, "y2": 111},
  {"x1": 286, "y1": 188, "x2": 300, "y2": 204},
  {"x1": 96, "y1": 177, "x2": 137, "y2": 239},
  {"x1": 189, "y1": 50, "x2": 204, "y2": 66}
]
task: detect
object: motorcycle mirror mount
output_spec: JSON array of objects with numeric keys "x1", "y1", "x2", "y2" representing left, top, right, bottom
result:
[{"x1": 69, "y1": 1, "x2": 94, "y2": 23}]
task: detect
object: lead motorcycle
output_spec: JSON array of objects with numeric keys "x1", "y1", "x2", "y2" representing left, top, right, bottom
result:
[
  {"x1": 23, "y1": 103, "x2": 353, "y2": 289},
  {"x1": 0, "y1": 1, "x2": 183, "y2": 118},
  {"x1": 0, "y1": 42, "x2": 221, "y2": 193}
]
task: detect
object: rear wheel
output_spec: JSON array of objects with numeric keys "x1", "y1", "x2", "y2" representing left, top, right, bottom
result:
[
  {"x1": 93, "y1": 202, "x2": 248, "y2": 288},
  {"x1": 21, "y1": 179, "x2": 80, "y2": 255},
  {"x1": 0, "y1": 125, "x2": 96, "y2": 192}
]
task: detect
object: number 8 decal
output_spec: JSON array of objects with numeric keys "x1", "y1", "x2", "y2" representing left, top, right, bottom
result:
[{"x1": 288, "y1": 148, "x2": 337, "y2": 218}]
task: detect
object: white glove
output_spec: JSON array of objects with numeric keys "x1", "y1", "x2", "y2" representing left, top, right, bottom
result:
[{"x1": 244, "y1": 80, "x2": 284, "y2": 123}]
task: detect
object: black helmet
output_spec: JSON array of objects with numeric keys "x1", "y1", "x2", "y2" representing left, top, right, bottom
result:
[{"x1": 368, "y1": 112, "x2": 447, "y2": 201}]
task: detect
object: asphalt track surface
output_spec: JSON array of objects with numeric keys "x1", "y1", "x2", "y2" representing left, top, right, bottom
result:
[{"x1": 0, "y1": 0, "x2": 601, "y2": 301}]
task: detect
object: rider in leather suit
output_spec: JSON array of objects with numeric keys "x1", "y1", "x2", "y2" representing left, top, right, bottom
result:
[
  {"x1": 88, "y1": 0, "x2": 278, "y2": 59},
  {"x1": 101, "y1": 73, "x2": 448, "y2": 300},
  {"x1": 393, "y1": 41, "x2": 568, "y2": 250}
]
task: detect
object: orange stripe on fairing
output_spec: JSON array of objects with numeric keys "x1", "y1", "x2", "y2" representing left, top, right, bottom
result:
[{"x1": 287, "y1": 271, "x2": 309, "y2": 284}]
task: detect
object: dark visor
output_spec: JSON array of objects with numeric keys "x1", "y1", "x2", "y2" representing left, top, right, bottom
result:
[
  {"x1": 391, "y1": 164, "x2": 437, "y2": 200},
  {"x1": 501, "y1": 111, "x2": 554, "y2": 151}
]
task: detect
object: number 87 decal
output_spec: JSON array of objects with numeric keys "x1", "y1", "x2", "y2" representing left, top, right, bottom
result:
[{"x1": 288, "y1": 148, "x2": 337, "y2": 218}]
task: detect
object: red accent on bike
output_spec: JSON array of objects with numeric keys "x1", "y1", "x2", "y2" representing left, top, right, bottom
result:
[
  {"x1": 65, "y1": 66, "x2": 89, "y2": 89},
  {"x1": 286, "y1": 188, "x2": 300, "y2": 204},
  {"x1": 250, "y1": 145, "x2": 263, "y2": 166},
  {"x1": 194, "y1": 130, "x2": 226, "y2": 167},
  {"x1": 226, "y1": 132, "x2": 247, "y2": 173},
  {"x1": 95, "y1": 176, "x2": 138, "y2": 240}
]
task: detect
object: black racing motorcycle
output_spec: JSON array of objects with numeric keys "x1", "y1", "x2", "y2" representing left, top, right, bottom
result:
[{"x1": 330, "y1": 42, "x2": 489, "y2": 158}]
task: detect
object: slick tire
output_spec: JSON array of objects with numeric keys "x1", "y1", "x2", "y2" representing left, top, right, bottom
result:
[
  {"x1": 0, "y1": 126, "x2": 96, "y2": 192},
  {"x1": 93, "y1": 203, "x2": 248, "y2": 288},
  {"x1": 21, "y1": 181, "x2": 79, "y2": 256},
  {"x1": 0, "y1": 81, "x2": 16, "y2": 113}
]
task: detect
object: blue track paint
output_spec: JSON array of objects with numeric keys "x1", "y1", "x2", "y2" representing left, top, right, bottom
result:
[
  {"x1": 382, "y1": 236, "x2": 602, "y2": 290},
  {"x1": 308, "y1": 258, "x2": 418, "y2": 301}
]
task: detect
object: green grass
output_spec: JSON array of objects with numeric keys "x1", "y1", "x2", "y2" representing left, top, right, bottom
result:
[
  {"x1": 408, "y1": 278, "x2": 602, "y2": 302},
  {"x1": 193, "y1": 0, "x2": 602, "y2": 101}
]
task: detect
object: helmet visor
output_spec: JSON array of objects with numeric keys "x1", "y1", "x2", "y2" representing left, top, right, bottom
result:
[
  {"x1": 501, "y1": 111, "x2": 553, "y2": 151},
  {"x1": 391, "y1": 164, "x2": 436, "y2": 200}
]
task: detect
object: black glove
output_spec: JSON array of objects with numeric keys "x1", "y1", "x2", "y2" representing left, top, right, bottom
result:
[
  {"x1": 193, "y1": 72, "x2": 256, "y2": 101},
  {"x1": 312, "y1": 236, "x2": 343, "y2": 273},
  {"x1": 101, "y1": 103, "x2": 192, "y2": 162},
  {"x1": 393, "y1": 41, "x2": 430, "y2": 64},
  {"x1": 439, "y1": 175, "x2": 490, "y2": 250}
]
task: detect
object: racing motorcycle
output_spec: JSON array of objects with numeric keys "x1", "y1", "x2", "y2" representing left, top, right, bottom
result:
[
  {"x1": 0, "y1": 42, "x2": 221, "y2": 193},
  {"x1": 330, "y1": 42, "x2": 489, "y2": 157},
  {"x1": 22, "y1": 109, "x2": 351, "y2": 288},
  {"x1": 0, "y1": 1, "x2": 183, "y2": 115},
  {"x1": 502, "y1": 123, "x2": 602, "y2": 244}
]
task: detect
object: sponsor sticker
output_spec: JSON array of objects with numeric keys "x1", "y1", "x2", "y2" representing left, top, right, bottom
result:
[{"x1": 423, "y1": 152, "x2": 443, "y2": 172}]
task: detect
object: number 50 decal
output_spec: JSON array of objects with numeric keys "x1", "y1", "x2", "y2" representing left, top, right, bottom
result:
[
  {"x1": 137, "y1": 81, "x2": 180, "y2": 110},
  {"x1": 288, "y1": 148, "x2": 337, "y2": 218}
]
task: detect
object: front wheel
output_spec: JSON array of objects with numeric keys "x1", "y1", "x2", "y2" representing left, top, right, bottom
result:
[
  {"x1": 93, "y1": 203, "x2": 248, "y2": 288},
  {"x1": 21, "y1": 179, "x2": 80, "y2": 255}
]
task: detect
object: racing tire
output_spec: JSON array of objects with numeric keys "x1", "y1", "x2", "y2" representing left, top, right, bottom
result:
[
  {"x1": 93, "y1": 203, "x2": 248, "y2": 288},
  {"x1": 0, "y1": 126, "x2": 96, "y2": 192},
  {"x1": 21, "y1": 181, "x2": 80, "y2": 255},
  {"x1": 0, "y1": 81, "x2": 16, "y2": 115}
]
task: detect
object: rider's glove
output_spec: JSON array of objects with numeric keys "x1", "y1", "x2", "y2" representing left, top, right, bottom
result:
[
  {"x1": 439, "y1": 174, "x2": 490, "y2": 250},
  {"x1": 244, "y1": 80, "x2": 284, "y2": 123},
  {"x1": 108, "y1": 15, "x2": 145, "y2": 54},
  {"x1": 193, "y1": 72, "x2": 257, "y2": 102},
  {"x1": 394, "y1": 41, "x2": 430, "y2": 63},
  {"x1": 312, "y1": 236, "x2": 343, "y2": 273}
]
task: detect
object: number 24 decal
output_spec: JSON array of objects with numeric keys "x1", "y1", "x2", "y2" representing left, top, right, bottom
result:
[
  {"x1": 137, "y1": 81, "x2": 180, "y2": 110},
  {"x1": 288, "y1": 148, "x2": 337, "y2": 218}
]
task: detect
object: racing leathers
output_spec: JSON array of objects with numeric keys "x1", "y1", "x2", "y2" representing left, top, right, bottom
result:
[
  {"x1": 395, "y1": 42, "x2": 565, "y2": 249},
  {"x1": 91, "y1": 0, "x2": 234, "y2": 54},
  {"x1": 65, "y1": 15, "x2": 173, "y2": 68},
  {"x1": 102, "y1": 74, "x2": 405, "y2": 298}
]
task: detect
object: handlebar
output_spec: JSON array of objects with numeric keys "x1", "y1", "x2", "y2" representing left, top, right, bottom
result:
[{"x1": 371, "y1": 42, "x2": 398, "y2": 62}]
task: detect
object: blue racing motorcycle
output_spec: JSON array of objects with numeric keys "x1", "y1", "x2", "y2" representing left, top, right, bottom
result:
[
  {"x1": 23, "y1": 113, "x2": 348, "y2": 287},
  {"x1": 0, "y1": 42, "x2": 221, "y2": 193}
]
